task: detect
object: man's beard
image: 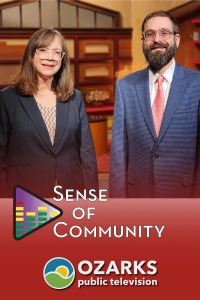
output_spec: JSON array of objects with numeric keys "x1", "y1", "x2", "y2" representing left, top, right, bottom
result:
[{"x1": 142, "y1": 40, "x2": 177, "y2": 71}]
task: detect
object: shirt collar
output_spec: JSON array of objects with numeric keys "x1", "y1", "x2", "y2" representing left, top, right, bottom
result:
[{"x1": 149, "y1": 59, "x2": 175, "y2": 84}]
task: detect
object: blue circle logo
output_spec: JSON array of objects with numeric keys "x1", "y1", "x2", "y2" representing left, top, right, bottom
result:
[{"x1": 43, "y1": 257, "x2": 75, "y2": 289}]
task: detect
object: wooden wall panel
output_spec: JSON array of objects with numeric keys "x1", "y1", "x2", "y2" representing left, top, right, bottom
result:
[
  {"x1": 79, "y1": 38, "x2": 114, "y2": 58},
  {"x1": 0, "y1": 64, "x2": 20, "y2": 84},
  {"x1": 175, "y1": 15, "x2": 200, "y2": 71},
  {"x1": 118, "y1": 38, "x2": 132, "y2": 57},
  {"x1": 65, "y1": 39, "x2": 75, "y2": 58},
  {"x1": 0, "y1": 41, "x2": 27, "y2": 58},
  {"x1": 79, "y1": 61, "x2": 114, "y2": 81}
]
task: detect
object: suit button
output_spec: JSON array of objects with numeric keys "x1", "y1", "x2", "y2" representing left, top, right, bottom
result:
[
  {"x1": 154, "y1": 154, "x2": 159, "y2": 158},
  {"x1": 50, "y1": 155, "x2": 56, "y2": 160}
]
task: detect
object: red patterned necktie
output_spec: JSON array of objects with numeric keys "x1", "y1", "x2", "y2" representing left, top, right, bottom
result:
[{"x1": 152, "y1": 75, "x2": 165, "y2": 137}]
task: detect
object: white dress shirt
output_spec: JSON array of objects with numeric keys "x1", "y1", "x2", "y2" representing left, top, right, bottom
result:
[{"x1": 149, "y1": 59, "x2": 175, "y2": 110}]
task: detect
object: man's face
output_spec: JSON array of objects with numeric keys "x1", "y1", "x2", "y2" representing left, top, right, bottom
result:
[{"x1": 142, "y1": 16, "x2": 180, "y2": 71}]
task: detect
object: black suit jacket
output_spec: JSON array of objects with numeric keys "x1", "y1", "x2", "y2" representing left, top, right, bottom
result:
[{"x1": 0, "y1": 87, "x2": 98, "y2": 198}]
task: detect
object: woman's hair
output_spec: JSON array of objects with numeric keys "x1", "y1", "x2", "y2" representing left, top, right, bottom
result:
[{"x1": 11, "y1": 28, "x2": 74, "y2": 101}]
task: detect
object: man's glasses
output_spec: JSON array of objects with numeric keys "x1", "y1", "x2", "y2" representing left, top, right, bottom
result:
[
  {"x1": 142, "y1": 28, "x2": 177, "y2": 41},
  {"x1": 35, "y1": 48, "x2": 65, "y2": 61}
]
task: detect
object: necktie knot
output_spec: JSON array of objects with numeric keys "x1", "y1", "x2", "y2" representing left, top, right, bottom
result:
[{"x1": 156, "y1": 75, "x2": 164, "y2": 85}]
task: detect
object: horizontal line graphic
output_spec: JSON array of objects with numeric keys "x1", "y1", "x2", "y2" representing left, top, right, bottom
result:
[
  {"x1": 26, "y1": 223, "x2": 36, "y2": 227},
  {"x1": 38, "y1": 212, "x2": 47, "y2": 216},
  {"x1": 16, "y1": 202, "x2": 24, "y2": 205},
  {"x1": 16, "y1": 218, "x2": 24, "y2": 221},
  {"x1": 38, "y1": 218, "x2": 47, "y2": 221},
  {"x1": 26, "y1": 218, "x2": 35, "y2": 221},
  {"x1": 16, "y1": 212, "x2": 24, "y2": 216},
  {"x1": 16, "y1": 228, "x2": 23, "y2": 232},
  {"x1": 26, "y1": 212, "x2": 36, "y2": 216},
  {"x1": 38, "y1": 207, "x2": 47, "y2": 211},
  {"x1": 49, "y1": 212, "x2": 59, "y2": 216},
  {"x1": 16, "y1": 223, "x2": 24, "y2": 227},
  {"x1": 16, "y1": 207, "x2": 24, "y2": 211}
]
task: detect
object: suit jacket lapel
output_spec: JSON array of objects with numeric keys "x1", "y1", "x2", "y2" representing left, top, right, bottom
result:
[
  {"x1": 136, "y1": 67, "x2": 157, "y2": 140},
  {"x1": 157, "y1": 62, "x2": 186, "y2": 146},
  {"x1": 18, "y1": 94, "x2": 69, "y2": 153},
  {"x1": 18, "y1": 94, "x2": 54, "y2": 152},
  {"x1": 52, "y1": 98, "x2": 69, "y2": 152}
]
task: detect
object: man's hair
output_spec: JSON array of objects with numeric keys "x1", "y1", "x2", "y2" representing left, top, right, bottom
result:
[
  {"x1": 142, "y1": 10, "x2": 179, "y2": 34},
  {"x1": 11, "y1": 28, "x2": 74, "y2": 101}
]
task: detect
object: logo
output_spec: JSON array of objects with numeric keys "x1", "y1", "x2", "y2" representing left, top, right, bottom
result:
[
  {"x1": 43, "y1": 258, "x2": 75, "y2": 289},
  {"x1": 13, "y1": 185, "x2": 63, "y2": 240}
]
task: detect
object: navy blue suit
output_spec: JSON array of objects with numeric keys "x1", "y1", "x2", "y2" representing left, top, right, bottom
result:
[
  {"x1": 109, "y1": 62, "x2": 200, "y2": 198},
  {"x1": 0, "y1": 87, "x2": 98, "y2": 198}
]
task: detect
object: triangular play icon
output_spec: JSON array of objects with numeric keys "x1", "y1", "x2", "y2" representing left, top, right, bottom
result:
[{"x1": 13, "y1": 185, "x2": 63, "y2": 241}]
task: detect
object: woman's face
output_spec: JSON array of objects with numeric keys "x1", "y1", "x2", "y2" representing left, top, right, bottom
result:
[{"x1": 33, "y1": 35, "x2": 62, "y2": 81}]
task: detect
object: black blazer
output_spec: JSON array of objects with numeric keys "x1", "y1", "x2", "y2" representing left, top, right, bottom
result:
[{"x1": 0, "y1": 87, "x2": 98, "y2": 198}]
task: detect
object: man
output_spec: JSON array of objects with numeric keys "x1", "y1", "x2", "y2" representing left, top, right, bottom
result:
[{"x1": 109, "y1": 10, "x2": 200, "y2": 198}]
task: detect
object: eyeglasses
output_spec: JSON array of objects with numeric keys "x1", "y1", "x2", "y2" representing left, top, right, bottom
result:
[
  {"x1": 35, "y1": 48, "x2": 65, "y2": 61},
  {"x1": 142, "y1": 28, "x2": 177, "y2": 41}
]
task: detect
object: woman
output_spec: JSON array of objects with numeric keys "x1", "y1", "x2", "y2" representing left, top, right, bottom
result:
[{"x1": 0, "y1": 28, "x2": 98, "y2": 198}]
